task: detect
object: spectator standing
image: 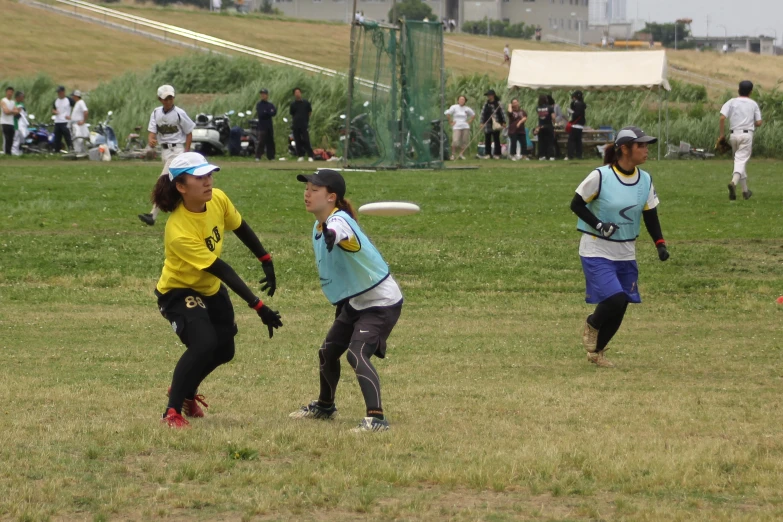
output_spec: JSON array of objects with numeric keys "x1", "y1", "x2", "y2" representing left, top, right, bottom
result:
[
  {"x1": 12, "y1": 91, "x2": 28, "y2": 156},
  {"x1": 290, "y1": 87, "x2": 314, "y2": 162},
  {"x1": 503, "y1": 44, "x2": 510, "y2": 65},
  {"x1": 507, "y1": 98, "x2": 528, "y2": 161},
  {"x1": 445, "y1": 95, "x2": 475, "y2": 160},
  {"x1": 70, "y1": 90, "x2": 89, "y2": 154},
  {"x1": 535, "y1": 26, "x2": 542, "y2": 41},
  {"x1": 1, "y1": 86, "x2": 17, "y2": 155},
  {"x1": 480, "y1": 90, "x2": 505, "y2": 159},
  {"x1": 535, "y1": 94, "x2": 556, "y2": 161},
  {"x1": 255, "y1": 88, "x2": 277, "y2": 161},
  {"x1": 566, "y1": 90, "x2": 586, "y2": 160},
  {"x1": 52, "y1": 86, "x2": 74, "y2": 153}
]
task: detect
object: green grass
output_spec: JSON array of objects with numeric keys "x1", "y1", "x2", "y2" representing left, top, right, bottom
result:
[{"x1": 1, "y1": 157, "x2": 783, "y2": 521}]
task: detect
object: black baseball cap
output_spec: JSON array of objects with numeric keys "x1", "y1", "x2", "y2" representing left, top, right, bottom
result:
[
  {"x1": 297, "y1": 169, "x2": 346, "y2": 199},
  {"x1": 259, "y1": 88, "x2": 269, "y2": 94},
  {"x1": 484, "y1": 89, "x2": 496, "y2": 96},
  {"x1": 615, "y1": 126, "x2": 657, "y2": 146},
  {"x1": 56, "y1": 86, "x2": 65, "y2": 92}
]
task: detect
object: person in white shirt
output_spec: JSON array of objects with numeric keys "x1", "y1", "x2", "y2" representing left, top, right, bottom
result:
[
  {"x1": 51, "y1": 86, "x2": 74, "y2": 153},
  {"x1": 12, "y1": 91, "x2": 29, "y2": 156},
  {"x1": 719, "y1": 80, "x2": 762, "y2": 201},
  {"x1": 69, "y1": 90, "x2": 89, "y2": 154},
  {"x1": 503, "y1": 44, "x2": 510, "y2": 65},
  {"x1": 138, "y1": 85, "x2": 195, "y2": 226},
  {"x1": 290, "y1": 170, "x2": 403, "y2": 433},
  {"x1": 444, "y1": 95, "x2": 475, "y2": 160},
  {"x1": 1, "y1": 86, "x2": 19, "y2": 155}
]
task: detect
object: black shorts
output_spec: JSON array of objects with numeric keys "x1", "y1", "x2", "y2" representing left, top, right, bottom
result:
[
  {"x1": 326, "y1": 301, "x2": 402, "y2": 359},
  {"x1": 155, "y1": 285, "x2": 237, "y2": 346}
]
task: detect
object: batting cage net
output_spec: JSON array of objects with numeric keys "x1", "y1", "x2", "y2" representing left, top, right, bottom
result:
[{"x1": 344, "y1": 19, "x2": 445, "y2": 169}]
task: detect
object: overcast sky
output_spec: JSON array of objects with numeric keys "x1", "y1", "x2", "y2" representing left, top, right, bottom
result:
[{"x1": 632, "y1": 0, "x2": 781, "y2": 44}]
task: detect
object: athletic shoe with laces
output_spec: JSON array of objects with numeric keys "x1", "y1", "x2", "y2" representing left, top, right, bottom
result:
[
  {"x1": 167, "y1": 387, "x2": 208, "y2": 418},
  {"x1": 161, "y1": 408, "x2": 190, "y2": 428},
  {"x1": 582, "y1": 319, "x2": 599, "y2": 353},
  {"x1": 297, "y1": 157, "x2": 305, "y2": 162},
  {"x1": 289, "y1": 401, "x2": 337, "y2": 420},
  {"x1": 138, "y1": 213, "x2": 155, "y2": 226},
  {"x1": 586, "y1": 351, "x2": 615, "y2": 368},
  {"x1": 728, "y1": 182, "x2": 737, "y2": 201},
  {"x1": 351, "y1": 417, "x2": 390, "y2": 432},
  {"x1": 743, "y1": 190, "x2": 753, "y2": 200}
]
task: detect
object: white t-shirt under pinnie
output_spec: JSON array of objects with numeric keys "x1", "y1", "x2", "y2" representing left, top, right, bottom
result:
[
  {"x1": 720, "y1": 97, "x2": 762, "y2": 132},
  {"x1": 148, "y1": 106, "x2": 196, "y2": 144},
  {"x1": 325, "y1": 214, "x2": 403, "y2": 310},
  {"x1": 575, "y1": 166, "x2": 659, "y2": 262}
]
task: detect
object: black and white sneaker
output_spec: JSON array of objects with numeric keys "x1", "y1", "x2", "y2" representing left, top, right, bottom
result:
[
  {"x1": 289, "y1": 401, "x2": 337, "y2": 420},
  {"x1": 350, "y1": 417, "x2": 390, "y2": 433},
  {"x1": 138, "y1": 213, "x2": 155, "y2": 226}
]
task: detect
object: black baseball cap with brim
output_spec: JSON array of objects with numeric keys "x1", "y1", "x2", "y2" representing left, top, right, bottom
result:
[
  {"x1": 484, "y1": 89, "x2": 497, "y2": 96},
  {"x1": 297, "y1": 169, "x2": 346, "y2": 199},
  {"x1": 259, "y1": 88, "x2": 269, "y2": 94},
  {"x1": 615, "y1": 126, "x2": 658, "y2": 146}
]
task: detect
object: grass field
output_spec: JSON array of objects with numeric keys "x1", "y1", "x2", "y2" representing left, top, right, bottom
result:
[{"x1": 1, "y1": 157, "x2": 783, "y2": 521}]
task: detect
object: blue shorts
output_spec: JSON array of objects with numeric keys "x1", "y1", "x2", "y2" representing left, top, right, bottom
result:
[{"x1": 580, "y1": 256, "x2": 641, "y2": 304}]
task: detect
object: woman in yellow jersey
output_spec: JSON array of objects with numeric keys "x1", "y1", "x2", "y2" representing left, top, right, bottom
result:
[
  {"x1": 152, "y1": 152, "x2": 283, "y2": 428},
  {"x1": 570, "y1": 127, "x2": 669, "y2": 368},
  {"x1": 290, "y1": 170, "x2": 403, "y2": 432}
]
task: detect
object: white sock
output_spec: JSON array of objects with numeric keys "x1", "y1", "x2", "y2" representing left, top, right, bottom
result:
[
  {"x1": 740, "y1": 178, "x2": 748, "y2": 192},
  {"x1": 151, "y1": 206, "x2": 160, "y2": 220},
  {"x1": 731, "y1": 173, "x2": 740, "y2": 186}
]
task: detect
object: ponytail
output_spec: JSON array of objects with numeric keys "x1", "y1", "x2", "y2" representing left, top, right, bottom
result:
[
  {"x1": 602, "y1": 142, "x2": 627, "y2": 166},
  {"x1": 151, "y1": 175, "x2": 183, "y2": 212},
  {"x1": 335, "y1": 197, "x2": 357, "y2": 219}
]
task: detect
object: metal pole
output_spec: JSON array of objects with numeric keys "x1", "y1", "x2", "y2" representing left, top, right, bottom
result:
[
  {"x1": 399, "y1": 17, "x2": 406, "y2": 167},
  {"x1": 439, "y1": 20, "x2": 445, "y2": 166},
  {"x1": 674, "y1": 23, "x2": 677, "y2": 50},
  {"x1": 343, "y1": 0, "x2": 359, "y2": 168},
  {"x1": 657, "y1": 88, "x2": 662, "y2": 160},
  {"x1": 665, "y1": 89, "x2": 670, "y2": 160}
]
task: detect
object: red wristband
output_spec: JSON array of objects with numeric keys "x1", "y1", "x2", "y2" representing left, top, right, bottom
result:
[
  {"x1": 655, "y1": 239, "x2": 666, "y2": 246},
  {"x1": 250, "y1": 299, "x2": 264, "y2": 310},
  {"x1": 258, "y1": 254, "x2": 272, "y2": 262}
]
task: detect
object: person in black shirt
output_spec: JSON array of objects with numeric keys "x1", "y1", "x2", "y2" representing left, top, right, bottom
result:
[
  {"x1": 567, "y1": 90, "x2": 587, "y2": 160},
  {"x1": 535, "y1": 94, "x2": 555, "y2": 161},
  {"x1": 255, "y1": 88, "x2": 277, "y2": 161},
  {"x1": 289, "y1": 87, "x2": 314, "y2": 162},
  {"x1": 480, "y1": 89, "x2": 506, "y2": 159}
]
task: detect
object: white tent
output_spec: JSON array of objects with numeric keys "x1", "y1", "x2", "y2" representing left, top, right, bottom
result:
[{"x1": 507, "y1": 50, "x2": 671, "y2": 158}]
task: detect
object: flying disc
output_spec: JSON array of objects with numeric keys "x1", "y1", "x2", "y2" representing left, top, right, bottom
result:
[{"x1": 358, "y1": 201, "x2": 421, "y2": 216}]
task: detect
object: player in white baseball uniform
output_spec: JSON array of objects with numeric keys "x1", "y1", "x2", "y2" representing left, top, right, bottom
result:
[
  {"x1": 138, "y1": 85, "x2": 195, "y2": 226},
  {"x1": 719, "y1": 80, "x2": 762, "y2": 201}
]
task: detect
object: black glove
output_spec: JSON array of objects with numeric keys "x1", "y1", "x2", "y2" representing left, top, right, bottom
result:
[
  {"x1": 657, "y1": 243, "x2": 670, "y2": 262},
  {"x1": 596, "y1": 221, "x2": 619, "y2": 239},
  {"x1": 323, "y1": 223, "x2": 337, "y2": 253},
  {"x1": 259, "y1": 260, "x2": 276, "y2": 297},
  {"x1": 250, "y1": 300, "x2": 283, "y2": 338}
]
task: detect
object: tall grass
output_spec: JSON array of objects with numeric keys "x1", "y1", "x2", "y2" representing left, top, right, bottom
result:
[{"x1": 4, "y1": 54, "x2": 783, "y2": 157}]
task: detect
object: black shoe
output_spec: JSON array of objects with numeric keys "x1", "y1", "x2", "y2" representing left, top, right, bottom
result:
[
  {"x1": 289, "y1": 401, "x2": 337, "y2": 420},
  {"x1": 728, "y1": 183, "x2": 737, "y2": 201},
  {"x1": 743, "y1": 190, "x2": 753, "y2": 200},
  {"x1": 138, "y1": 213, "x2": 155, "y2": 226}
]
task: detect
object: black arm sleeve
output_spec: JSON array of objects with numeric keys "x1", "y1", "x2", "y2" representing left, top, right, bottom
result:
[
  {"x1": 204, "y1": 258, "x2": 258, "y2": 306},
  {"x1": 642, "y1": 208, "x2": 665, "y2": 244},
  {"x1": 232, "y1": 219, "x2": 269, "y2": 259},
  {"x1": 570, "y1": 193, "x2": 601, "y2": 229}
]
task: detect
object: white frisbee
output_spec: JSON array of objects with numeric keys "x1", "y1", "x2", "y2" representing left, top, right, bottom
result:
[{"x1": 358, "y1": 201, "x2": 421, "y2": 217}]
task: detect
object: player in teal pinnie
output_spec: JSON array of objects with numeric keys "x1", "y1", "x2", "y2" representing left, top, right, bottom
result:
[
  {"x1": 290, "y1": 170, "x2": 403, "y2": 432},
  {"x1": 570, "y1": 127, "x2": 670, "y2": 368}
]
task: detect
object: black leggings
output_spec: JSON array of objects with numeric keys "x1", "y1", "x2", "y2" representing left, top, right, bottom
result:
[
  {"x1": 484, "y1": 131, "x2": 502, "y2": 158},
  {"x1": 2, "y1": 124, "x2": 14, "y2": 155},
  {"x1": 538, "y1": 126, "x2": 555, "y2": 159},
  {"x1": 157, "y1": 286, "x2": 238, "y2": 413},
  {"x1": 587, "y1": 292, "x2": 629, "y2": 352},
  {"x1": 567, "y1": 127, "x2": 583, "y2": 159}
]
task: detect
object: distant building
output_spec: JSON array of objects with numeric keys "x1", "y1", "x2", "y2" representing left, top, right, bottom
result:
[
  {"x1": 589, "y1": 0, "x2": 625, "y2": 25},
  {"x1": 688, "y1": 35, "x2": 777, "y2": 56}
]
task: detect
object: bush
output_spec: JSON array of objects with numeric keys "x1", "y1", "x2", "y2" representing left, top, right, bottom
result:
[
  {"x1": 462, "y1": 18, "x2": 534, "y2": 40},
  {"x1": 388, "y1": 0, "x2": 436, "y2": 22}
]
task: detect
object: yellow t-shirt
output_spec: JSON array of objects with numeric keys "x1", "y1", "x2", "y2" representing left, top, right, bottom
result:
[{"x1": 156, "y1": 188, "x2": 242, "y2": 296}]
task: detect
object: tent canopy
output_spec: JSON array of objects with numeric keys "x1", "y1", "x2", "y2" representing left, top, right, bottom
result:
[{"x1": 507, "y1": 50, "x2": 671, "y2": 92}]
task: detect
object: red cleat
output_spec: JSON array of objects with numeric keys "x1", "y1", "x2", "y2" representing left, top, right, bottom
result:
[
  {"x1": 167, "y1": 387, "x2": 208, "y2": 418},
  {"x1": 161, "y1": 408, "x2": 190, "y2": 428}
]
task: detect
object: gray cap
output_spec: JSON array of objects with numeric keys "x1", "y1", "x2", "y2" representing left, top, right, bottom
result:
[
  {"x1": 71, "y1": 90, "x2": 82, "y2": 97},
  {"x1": 615, "y1": 126, "x2": 657, "y2": 146}
]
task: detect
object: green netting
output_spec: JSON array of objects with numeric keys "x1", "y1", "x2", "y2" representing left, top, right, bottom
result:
[{"x1": 346, "y1": 20, "x2": 444, "y2": 168}]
